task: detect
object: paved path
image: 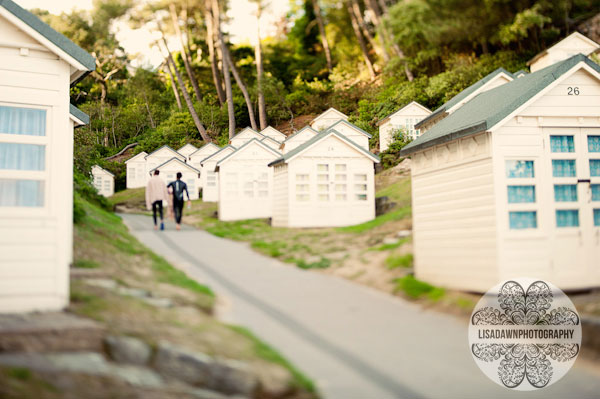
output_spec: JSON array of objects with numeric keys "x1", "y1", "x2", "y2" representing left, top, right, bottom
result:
[{"x1": 122, "y1": 214, "x2": 600, "y2": 399}]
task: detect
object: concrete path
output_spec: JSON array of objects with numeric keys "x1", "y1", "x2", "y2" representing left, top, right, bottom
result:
[{"x1": 122, "y1": 214, "x2": 600, "y2": 399}]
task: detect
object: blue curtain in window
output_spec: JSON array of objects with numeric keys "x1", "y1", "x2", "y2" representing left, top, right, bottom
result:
[
  {"x1": 592, "y1": 185, "x2": 600, "y2": 202},
  {"x1": 509, "y1": 211, "x2": 537, "y2": 229},
  {"x1": 552, "y1": 160, "x2": 576, "y2": 177},
  {"x1": 508, "y1": 186, "x2": 535, "y2": 203},
  {"x1": 0, "y1": 106, "x2": 46, "y2": 136},
  {"x1": 0, "y1": 179, "x2": 44, "y2": 207},
  {"x1": 505, "y1": 160, "x2": 534, "y2": 178},
  {"x1": 594, "y1": 209, "x2": 600, "y2": 227},
  {"x1": 590, "y1": 160, "x2": 600, "y2": 177},
  {"x1": 550, "y1": 136, "x2": 575, "y2": 152},
  {"x1": 589, "y1": 136, "x2": 600, "y2": 152},
  {"x1": 0, "y1": 143, "x2": 45, "y2": 171},
  {"x1": 556, "y1": 210, "x2": 579, "y2": 227},
  {"x1": 554, "y1": 185, "x2": 578, "y2": 202}
]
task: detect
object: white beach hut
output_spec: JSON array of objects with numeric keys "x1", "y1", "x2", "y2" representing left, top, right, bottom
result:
[
  {"x1": 125, "y1": 151, "x2": 148, "y2": 189},
  {"x1": 260, "y1": 126, "x2": 286, "y2": 142},
  {"x1": 260, "y1": 136, "x2": 282, "y2": 151},
  {"x1": 416, "y1": 68, "x2": 514, "y2": 134},
  {"x1": 145, "y1": 145, "x2": 186, "y2": 176},
  {"x1": 401, "y1": 53, "x2": 600, "y2": 292},
  {"x1": 91, "y1": 165, "x2": 114, "y2": 197},
  {"x1": 310, "y1": 107, "x2": 348, "y2": 131},
  {"x1": 0, "y1": 0, "x2": 94, "y2": 313},
  {"x1": 378, "y1": 102, "x2": 432, "y2": 151},
  {"x1": 216, "y1": 139, "x2": 281, "y2": 221},
  {"x1": 200, "y1": 145, "x2": 237, "y2": 202},
  {"x1": 281, "y1": 126, "x2": 318, "y2": 153},
  {"x1": 177, "y1": 143, "x2": 199, "y2": 159},
  {"x1": 269, "y1": 129, "x2": 380, "y2": 228},
  {"x1": 324, "y1": 119, "x2": 372, "y2": 150},
  {"x1": 528, "y1": 32, "x2": 599, "y2": 72},
  {"x1": 230, "y1": 127, "x2": 264, "y2": 147},
  {"x1": 148, "y1": 158, "x2": 201, "y2": 200},
  {"x1": 189, "y1": 142, "x2": 220, "y2": 170}
]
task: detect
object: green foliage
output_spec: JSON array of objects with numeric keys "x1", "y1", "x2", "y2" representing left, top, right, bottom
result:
[
  {"x1": 337, "y1": 206, "x2": 411, "y2": 234},
  {"x1": 385, "y1": 254, "x2": 414, "y2": 269},
  {"x1": 291, "y1": 257, "x2": 331, "y2": 269},
  {"x1": 251, "y1": 241, "x2": 288, "y2": 257},
  {"x1": 5, "y1": 368, "x2": 32, "y2": 381},
  {"x1": 394, "y1": 275, "x2": 445, "y2": 300},
  {"x1": 379, "y1": 128, "x2": 413, "y2": 169},
  {"x1": 73, "y1": 259, "x2": 100, "y2": 269}
]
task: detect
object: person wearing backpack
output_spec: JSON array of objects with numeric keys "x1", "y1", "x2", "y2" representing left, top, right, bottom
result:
[{"x1": 167, "y1": 172, "x2": 191, "y2": 230}]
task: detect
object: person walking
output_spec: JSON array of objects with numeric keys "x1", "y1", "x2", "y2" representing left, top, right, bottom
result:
[
  {"x1": 167, "y1": 172, "x2": 191, "y2": 231},
  {"x1": 145, "y1": 169, "x2": 170, "y2": 230}
]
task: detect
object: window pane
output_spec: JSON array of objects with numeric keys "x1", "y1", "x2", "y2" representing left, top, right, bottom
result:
[
  {"x1": 296, "y1": 174, "x2": 309, "y2": 181},
  {"x1": 335, "y1": 194, "x2": 346, "y2": 201},
  {"x1": 335, "y1": 164, "x2": 346, "y2": 171},
  {"x1": 550, "y1": 135, "x2": 575, "y2": 152},
  {"x1": 552, "y1": 160, "x2": 576, "y2": 177},
  {"x1": 318, "y1": 184, "x2": 329, "y2": 192},
  {"x1": 258, "y1": 190, "x2": 268, "y2": 197},
  {"x1": 0, "y1": 106, "x2": 46, "y2": 136},
  {"x1": 509, "y1": 211, "x2": 537, "y2": 229},
  {"x1": 354, "y1": 184, "x2": 367, "y2": 191},
  {"x1": 505, "y1": 160, "x2": 534, "y2": 178},
  {"x1": 507, "y1": 185, "x2": 535, "y2": 203},
  {"x1": 354, "y1": 174, "x2": 367, "y2": 181},
  {"x1": 588, "y1": 136, "x2": 600, "y2": 152},
  {"x1": 556, "y1": 210, "x2": 579, "y2": 227},
  {"x1": 318, "y1": 194, "x2": 329, "y2": 201},
  {"x1": 554, "y1": 185, "x2": 578, "y2": 202},
  {"x1": 594, "y1": 209, "x2": 600, "y2": 227},
  {"x1": 296, "y1": 194, "x2": 309, "y2": 201},
  {"x1": 592, "y1": 185, "x2": 600, "y2": 201},
  {"x1": 317, "y1": 164, "x2": 328, "y2": 171},
  {"x1": 0, "y1": 179, "x2": 44, "y2": 207},
  {"x1": 296, "y1": 184, "x2": 308, "y2": 192},
  {"x1": 590, "y1": 160, "x2": 600, "y2": 177},
  {"x1": 335, "y1": 174, "x2": 346, "y2": 181},
  {"x1": 356, "y1": 194, "x2": 367, "y2": 201},
  {"x1": 0, "y1": 143, "x2": 45, "y2": 171},
  {"x1": 335, "y1": 184, "x2": 346, "y2": 192},
  {"x1": 317, "y1": 174, "x2": 328, "y2": 182},
  {"x1": 243, "y1": 190, "x2": 254, "y2": 198}
]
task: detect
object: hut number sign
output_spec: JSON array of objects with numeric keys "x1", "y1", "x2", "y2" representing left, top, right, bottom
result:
[{"x1": 567, "y1": 86, "x2": 580, "y2": 95}]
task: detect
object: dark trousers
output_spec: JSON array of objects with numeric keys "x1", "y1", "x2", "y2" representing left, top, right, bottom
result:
[
  {"x1": 173, "y1": 198, "x2": 184, "y2": 224},
  {"x1": 152, "y1": 200, "x2": 163, "y2": 225}
]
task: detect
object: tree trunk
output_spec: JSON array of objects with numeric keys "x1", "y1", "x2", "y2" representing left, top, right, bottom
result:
[
  {"x1": 169, "y1": 4, "x2": 203, "y2": 102},
  {"x1": 350, "y1": 0, "x2": 385, "y2": 61},
  {"x1": 161, "y1": 36, "x2": 210, "y2": 142},
  {"x1": 204, "y1": 1, "x2": 226, "y2": 105},
  {"x1": 163, "y1": 62, "x2": 182, "y2": 110},
  {"x1": 312, "y1": 0, "x2": 332, "y2": 71},
  {"x1": 346, "y1": 1, "x2": 375, "y2": 79},
  {"x1": 224, "y1": 46, "x2": 258, "y2": 131},
  {"x1": 211, "y1": 0, "x2": 235, "y2": 138},
  {"x1": 255, "y1": 5, "x2": 267, "y2": 130},
  {"x1": 141, "y1": 91, "x2": 156, "y2": 128}
]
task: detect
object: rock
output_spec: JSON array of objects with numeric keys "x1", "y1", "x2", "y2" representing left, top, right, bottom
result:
[
  {"x1": 254, "y1": 363, "x2": 294, "y2": 398},
  {"x1": 0, "y1": 352, "x2": 164, "y2": 388},
  {"x1": 142, "y1": 297, "x2": 174, "y2": 308},
  {"x1": 154, "y1": 341, "x2": 213, "y2": 386},
  {"x1": 375, "y1": 196, "x2": 397, "y2": 216},
  {"x1": 105, "y1": 335, "x2": 152, "y2": 365},
  {"x1": 84, "y1": 278, "x2": 118, "y2": 290},
  {"x1": 382, "y1": 237, "x2": 399, "y2": 245},
  {"x1": 206, "y1": 359, "x2": 259, "y2": 397},
  {"x1": 117, "y1": 286, "x2": 150, "y2": 298},
  {"x1": 154, "y1": 342, "x2": 258, "y2": 396},
  {"x1": 396, "y1": 230, "x2": 412, "y2": 239}
]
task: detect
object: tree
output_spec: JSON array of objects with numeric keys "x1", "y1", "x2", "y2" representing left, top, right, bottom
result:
[
  {"x1": 312, "y1": 0, "x2": 333, "y2": 72},
  {"x1": 345, "y1": 0, "x2": 376, "y2": 79},
  {"x1": 252, "y1": 0, "x2": 268, "y2": 130},
  {"x1": 223, "y1": 46, "x2": 259, "y2": 130},
  {"x1": 203, "y1": 3, "x2": 227, "y2": 105},
  {"x1": 161, "y1": 61, "x2": 183, "y2": 110}
]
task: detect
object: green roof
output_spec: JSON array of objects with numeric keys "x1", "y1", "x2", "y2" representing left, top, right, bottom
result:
[
  {"x1": 0, "y1": 0, "x2": 95, "y2": 72},
  {"x1": 269, "y1": 129, "x2": 380, "y2": 166},
  {"x1": 415, "y1": 67, "x2": 514, "y2": 129},
  {"x1": 325, "y1": 119, "x2": 373, "y2": 138},
  {"x1": 69, "y1": 103, "x2": 89, "y2": 125},
  {"x1": 402, "y1": 54, "x2": 598, "y2": 155}
]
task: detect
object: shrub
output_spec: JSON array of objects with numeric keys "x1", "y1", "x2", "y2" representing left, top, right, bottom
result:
[{"x1": 394, "y1": 275, "x2": 444, "y2": 300}]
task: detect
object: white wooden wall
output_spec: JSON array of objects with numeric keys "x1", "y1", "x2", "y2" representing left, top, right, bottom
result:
[
  {"x1": 201, "y1": 147, "x2": 236, "y2": 202},
  {"x1": 145, "y1": 148, "x2": 185, "y2": 174},
  {"x1": 92, "y1": 167, "x2": 114, "y2": 197},
  {"x1": 380, "y1": 104, "x2": 432, "y2": 151},
  {"x1": 157, "y1": 162, "x2": 200, "y2": 200},
  {"x1": 126, "y1": 153, "x2": 147, "y2": 189},
  {"x1": 411, "y1": 132, "x2": 498, "y2": 292},
  {"x1": 283, "y1": 129, "x2": 317, "y2": 153},
  {"x1": 0, "y1": 15, "x2": 73, "y2": 312},
  {"x1": 492, "y1": 67, "x2": 600, "y2": 290},
  {"x1": 217, "y1": 143, "x2": 279, "y2": 221},
  {"x1": 272, "y1": 164, "x2": 289, "y2": 227},
  {"x1": 280, "y1": 135, "x2": 376, "y2": 227},
  {"x1": 329, "y1": 123, "x2": 370, "y2": 150}
]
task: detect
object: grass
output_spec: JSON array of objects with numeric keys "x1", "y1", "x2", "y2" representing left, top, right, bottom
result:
[
  {"x1": 108, "y1": 187, "x2": 145, "y2": 209},
  {"x1": 291, "y1": 257, "x2": 331, "y2": 269},
  {"x1": 5, "y1": 368, "x2": 31, "y2": 381},
  {"x1": 73, "y1": 259, "x2": 100, "y2": 269},
  {"x1": 336, "y1": 206, "x2": 411, "y2": 233},
  {"x1": 227, "y1": 325, "x2": 316, "y2": 394},
  {"x1": 368, "y1": 237, "x2": 410, "y2": 251},
  {"x1": 385, "y1": 254, "x2": 413, "y2": 269},
  {"x1": 251, "y1": 240, "x2": 288, "y2": 257},
  {"x1": 149, "y1": 252, "x2": 215, "y2": 299},
  {"x1": 394, "y1": 275, "x2": 445, "y2": 301}
]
